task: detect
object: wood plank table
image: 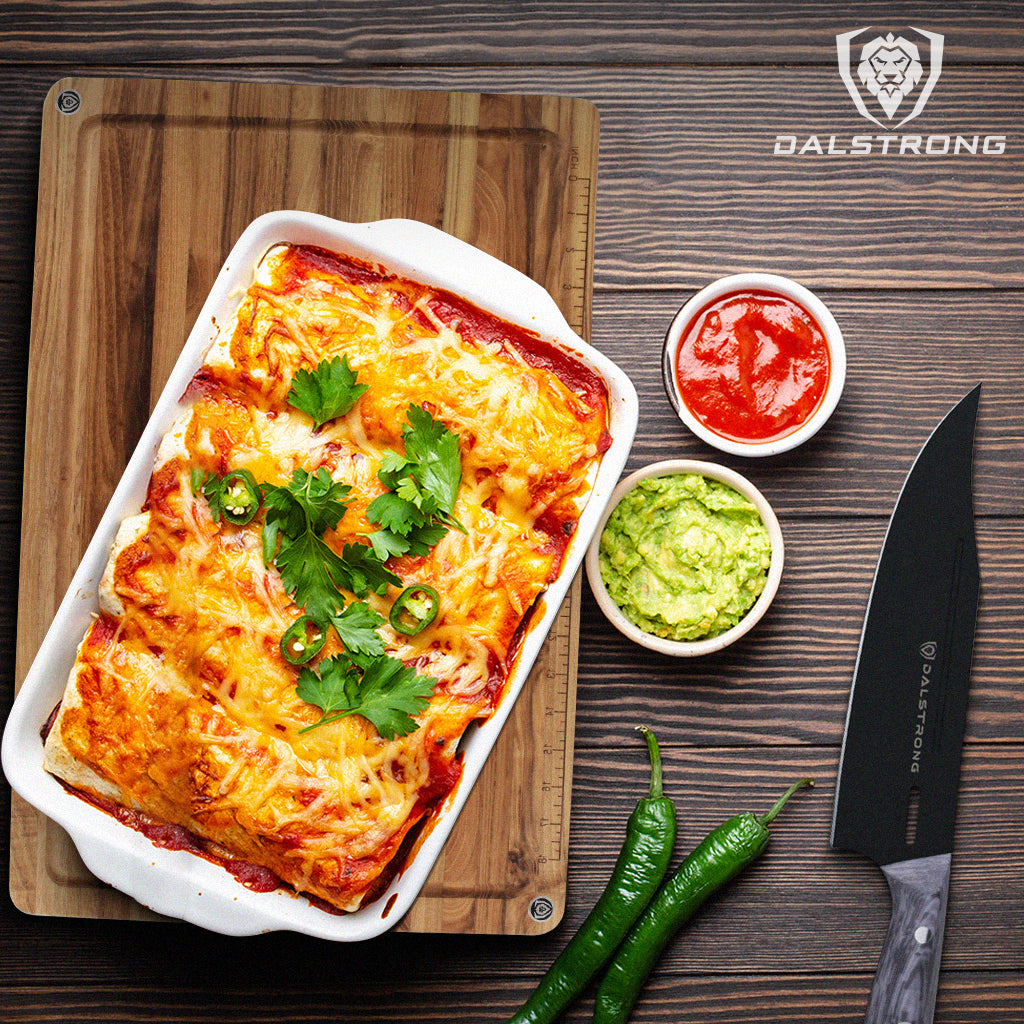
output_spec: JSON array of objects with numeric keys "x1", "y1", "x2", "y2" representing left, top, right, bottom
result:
[{"x1": 0, "y1": 3, "x2": 1020, "y2": 1022}]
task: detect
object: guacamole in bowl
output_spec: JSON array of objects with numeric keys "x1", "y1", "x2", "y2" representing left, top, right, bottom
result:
[{"x1": 584, "y1": 461, "x2": 784, "y2": 657}]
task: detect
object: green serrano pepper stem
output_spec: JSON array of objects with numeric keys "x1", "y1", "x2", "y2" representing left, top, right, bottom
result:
[
  {"x1": 504, "y1": 727, "x2": 677, "y2": 1024},
  {"x1": 592, "y1": 777, "x2": 813, "y2": 1024}
]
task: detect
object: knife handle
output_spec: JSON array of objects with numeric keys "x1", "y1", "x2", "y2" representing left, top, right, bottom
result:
[{"x1": 865, "y1": 853, "x2": 951, "y2": 1024}]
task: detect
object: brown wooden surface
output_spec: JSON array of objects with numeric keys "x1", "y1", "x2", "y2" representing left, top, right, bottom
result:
[
  {"x1": 9, "y1": 75, "x2": 599, "y2": 936},
  {"x1": 0, "y1": 3, "x2": 1021, "y2": 1023}
]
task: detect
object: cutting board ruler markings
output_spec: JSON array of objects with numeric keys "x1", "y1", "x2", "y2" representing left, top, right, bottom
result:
[
  {"x1": 562, "y1": 146, "x2": 595, "y2": 335},
  {"x1": 533, "y1": 143, "x2": 592, "y2": 871},
  {"x1": 538, "y1": 637, "x2": 573, "y2": 867}
]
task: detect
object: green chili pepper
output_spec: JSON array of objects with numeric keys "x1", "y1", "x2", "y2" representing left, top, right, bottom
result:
[
  {"x1": 592, "y1": 777, "x2": 813, "y2": 1024},
  {"x1": 504, "y1": 727, "x2": 677, "y2": 1024},
  {"x1": 280, "y1": 615, "x2": 327, "y2": 665},
  {"x1": 219, "y1": 468, "x2": 262, "y2": 525},
  {"x1": 189, "y1": 467, "x2": 207, "y2": 496},
  {"x1": 389, "y1": 584, "x2": 440, "y2": 636}
]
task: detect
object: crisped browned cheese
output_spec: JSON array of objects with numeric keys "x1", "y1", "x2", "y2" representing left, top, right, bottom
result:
[{"x1": 43, "y1": 243, "x2": 609, "y2": 912}]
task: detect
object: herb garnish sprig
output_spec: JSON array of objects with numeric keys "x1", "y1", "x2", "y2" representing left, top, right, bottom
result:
[
  {"x1": 295, "y1": 652, "x2": 436, "y2": 739},
  {"x1": 287, "y1": 354, "x2": 368, "y2": 431},
  {"x1": 366, "y1": 404, "x2": 467, "y2": 560},
  {"x1": 260, "y1": 467, "x2": 400, "y2": 625}
]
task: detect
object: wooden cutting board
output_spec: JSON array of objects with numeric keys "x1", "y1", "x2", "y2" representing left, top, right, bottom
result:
[{"x1": 11, "y1": 76, "x2": 599, "y2": 936}]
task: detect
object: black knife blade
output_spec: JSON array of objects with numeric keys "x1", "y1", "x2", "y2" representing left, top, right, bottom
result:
[{"x1": 831, "y1": 384, "x2": 981, "y2": 1024}]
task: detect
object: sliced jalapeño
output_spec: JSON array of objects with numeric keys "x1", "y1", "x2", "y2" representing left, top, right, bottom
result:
[
  {"x1": 389, "y1": 584, "x2": 440, "y2": 636},
  {"x1": 219, "y1": 468, "x2": 262, "y2": 525},
  {"x1": 281, "y1": 615, "x2": 327, "y2": 665}
]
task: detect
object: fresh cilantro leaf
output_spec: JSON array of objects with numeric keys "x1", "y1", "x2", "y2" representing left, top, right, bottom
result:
[
  {"x1": 296, "y1": 655, "x2": 360, "y2": 718},
  {"x1": 365, "y1": 527, "x2": 413, "y2": 562},
  {"x1": 289, "y1": 467, "x2": 352, "y2": 535},
  {"x1": 330, "y1": 601, "x2": 386, "y2": 658},
  {"x1": 287, "y1": 355, "x2": 368, "y2": 431},
  {"x1": 403, "y1": 404, "x2": 462, "y2": 514},
  {"x1": 377, "y1": 450, "x2": 408, "y2": 479},
  {"x1": 262, "y1": 470, "x2": 345, "y2": 544},
  {"x1": 354, "y1": 657, "x2": 437, "y2": 740},
  {"x1": 394, "y1": 474, "x2": 442, "y2": 517},
  {"x1": 194, "y1": 464, "x2": 395, "y2": 669},
  {"x1": 366, "y1": 521, "x2": 446, "y2": 561},
  {"x1": 366, "y1": 406, "x2": 466, "y2": 558},
  {"x1": 272, "y1": 529, "x2": 353, "y2": 623},
  {"x1": 297, "y1": 652, "x2": 436, "y2": 739},
  {"x1": 401, "y1": 521, "x2": 449, "y2": 558},
  {"x1": 366, "y1": 491, "x2": 416, "y2": 537},
  {"x1": 337, "y1": 541, "x2": 402, "y2": 596},
  {"x1": 192, "y1": 469, "x2": 226, "y2": 522},
  {"x1": 261, "y1": 468, "x2": 355, "y2": 619},
  {"x1": 262, "y1": 467, "x2": 400, "y2": 620},
  {"x1": 261, "y1": 516, "x2": 280, "y2": 568}
]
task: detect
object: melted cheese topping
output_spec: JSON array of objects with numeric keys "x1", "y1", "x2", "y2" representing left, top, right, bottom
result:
[{"x1": 44, "y1": 243, "x2": 609, "y2": 912}]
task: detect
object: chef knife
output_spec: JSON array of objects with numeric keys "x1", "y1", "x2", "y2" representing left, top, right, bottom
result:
[{"x1": 831, "y1": 384, "x2": 981, "y2": 1024}]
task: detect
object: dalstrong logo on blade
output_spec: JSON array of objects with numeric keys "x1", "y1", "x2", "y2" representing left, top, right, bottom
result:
[
  {"x1": 912, "y1": 641, "x2": 939, "y2": 775},
  {"x1": 837, "y1": 27, "x2": 944, "y2": 128}
]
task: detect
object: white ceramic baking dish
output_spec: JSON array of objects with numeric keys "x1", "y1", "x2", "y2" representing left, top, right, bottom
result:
[{"x1": 2, "y1": 211, "x2": 638, "y2": 941}]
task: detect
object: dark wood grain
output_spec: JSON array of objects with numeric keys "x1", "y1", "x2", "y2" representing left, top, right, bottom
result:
[
  {"x1": 0, "y1": 2, "x2": 1020, "y2": 1022},
  {"x1": 0, "y1": 973, "x2": 1021, "y2": 1024},
  {"x1": 1, "y1": 65, "x2": 1023, "y2": 289},
  {"x1": 0, "y1": 746, "x2": 1018, "y2": 982},
  {"x1": 558, "y1": 746, "x2": 1023, "y2": 974},
  {"x1": 2, "y1": 2, "x2": 1022, "y2": 65}
]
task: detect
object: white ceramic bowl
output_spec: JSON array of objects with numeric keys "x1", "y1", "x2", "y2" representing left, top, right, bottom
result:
[
  {"x1": 662, "y1": 273, "x2": 846, "y2": 457},
  {"x1": 584, "y1": 460, "x2": 784, "y2": 657}
]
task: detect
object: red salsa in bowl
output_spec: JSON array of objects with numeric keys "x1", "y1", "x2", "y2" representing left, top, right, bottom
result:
[{"x1": 663, "y1": 274, "x2": 845, "y2": 456}]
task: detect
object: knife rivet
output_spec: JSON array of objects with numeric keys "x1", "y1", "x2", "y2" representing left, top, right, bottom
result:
[{"x1": 914, "y1": 925, "x2": 932, "y2": 944}]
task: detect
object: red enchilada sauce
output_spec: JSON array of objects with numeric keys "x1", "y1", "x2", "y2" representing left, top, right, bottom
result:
[{"x1": 674, "y1": 289, "x2": 830, "y2": 443}]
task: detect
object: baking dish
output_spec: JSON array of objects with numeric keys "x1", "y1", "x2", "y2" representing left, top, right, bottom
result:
[{"x1": 2, "y1": 210, "x2": 638, "y2": 941}]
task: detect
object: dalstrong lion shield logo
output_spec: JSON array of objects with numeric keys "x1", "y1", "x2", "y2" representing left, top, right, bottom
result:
[{"x1": 837, "y1": 27, "x2": 944, "y2": 128}]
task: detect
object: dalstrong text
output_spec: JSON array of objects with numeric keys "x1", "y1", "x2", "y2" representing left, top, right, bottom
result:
[
  {"x1": 911, "y1": 642, "x2": 939, "y2": 775},
  {"x1": 774, "y1": 134, "x2": 1007, "y2": 157}
]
